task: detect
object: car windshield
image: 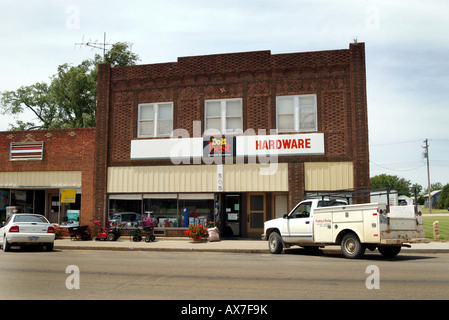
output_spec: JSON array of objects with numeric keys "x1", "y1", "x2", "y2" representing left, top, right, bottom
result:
[{"x1": 13, "y1": 215, "x2": 48, "y2": 223}]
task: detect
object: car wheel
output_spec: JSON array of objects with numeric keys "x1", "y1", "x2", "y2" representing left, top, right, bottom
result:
[
  {"x1": 268, "y1": 232, "x2": 283, "y2": 254},
  {"x1": 3, "y1": 236, "x2": 11, "y2": 252},
  {"x1": 45, "y1": 243, "x2": 54, "y2": 251}
]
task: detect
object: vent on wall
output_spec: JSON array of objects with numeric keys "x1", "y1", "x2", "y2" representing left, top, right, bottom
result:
[{"x1": 10, "y1": 141, "x2": 44, "y2": 161}]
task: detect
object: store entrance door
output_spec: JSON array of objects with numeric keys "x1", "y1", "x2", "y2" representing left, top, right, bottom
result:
[
  {"x1": 222, "y1": 194, "x2": 241, "y2": 237},
  {"x1": 47, "y1": 190, "x2": 60, "y2": 224},
  {"x1": 247, "y1": 193, "x2": 266, "y2": 238}
]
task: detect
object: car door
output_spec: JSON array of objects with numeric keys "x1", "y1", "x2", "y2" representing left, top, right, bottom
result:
[{"x1": 287, "y1": 201, "x2": 313, "y2": 242}]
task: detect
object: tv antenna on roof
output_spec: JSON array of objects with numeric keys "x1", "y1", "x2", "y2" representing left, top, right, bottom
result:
[{"x1": 75, "y1": 32, "x2": 112, "y2": 59}]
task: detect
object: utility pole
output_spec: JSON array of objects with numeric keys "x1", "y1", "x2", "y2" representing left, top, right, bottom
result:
[{"x1": 423, "y1": 139, "x2": 431, "y2": 213}]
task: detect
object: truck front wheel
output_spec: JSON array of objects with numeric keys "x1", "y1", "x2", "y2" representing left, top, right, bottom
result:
[
  {"x1": 268, "y1": 232, "x2": 283, "y2": 254},
  {"x1": 341, "y1": 232, "x2": 365, "y2": 259}
]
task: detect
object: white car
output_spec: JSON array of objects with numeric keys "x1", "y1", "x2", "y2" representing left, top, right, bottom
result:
[{"x1": 0, "y1": 214, "x2": 55, "y2": 252}]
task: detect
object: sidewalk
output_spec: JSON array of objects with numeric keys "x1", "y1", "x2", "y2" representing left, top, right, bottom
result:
[{"x1": 54, "y1": 237, "x2": 449, "y2": 254}]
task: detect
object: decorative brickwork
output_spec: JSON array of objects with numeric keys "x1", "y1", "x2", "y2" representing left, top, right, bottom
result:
[{"x1": 95, "y1": 43, "x2": 370, "y2": 221}]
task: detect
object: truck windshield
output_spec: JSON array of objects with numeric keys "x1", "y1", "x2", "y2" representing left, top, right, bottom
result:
[{"x1": 318, "y1": 200, "x2": 347, "y2": 207}]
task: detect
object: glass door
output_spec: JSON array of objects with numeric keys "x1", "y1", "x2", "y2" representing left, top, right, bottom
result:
[
  {"x1": 223, "y1": 194, "x2": 240, "y2": 237},
  {"x1": 247, "y1": 193, "x2": 265, "y2": 237}
]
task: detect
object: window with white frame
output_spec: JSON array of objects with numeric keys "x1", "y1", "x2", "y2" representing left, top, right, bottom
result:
[
  {"x1": 205, "y1": 99, "x2": 243, "y2": 134},
  {"x1": 138, "y1": 103, "x2": 173, "y2": 137},
  {"x1": 276, "y1": 94, "x2": 317, "y2": 132}
]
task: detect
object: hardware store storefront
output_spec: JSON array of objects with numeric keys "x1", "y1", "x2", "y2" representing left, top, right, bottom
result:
[
  {"x1": 94, "y1": 43, "x2": 369, "y2": 238},
  {"x1": 106, "y1": 161, "x2": 353, "y2": 238}
]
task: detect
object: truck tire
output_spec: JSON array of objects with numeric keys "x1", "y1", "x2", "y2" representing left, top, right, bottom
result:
[
  {"x1": 268, "y1": 232, "x2": 283, "y2": 254},
  {"x1": 378, "y1": 246, "x2": 401, "y2": 258},
  {"x1": 341, "y1": 232, "x2": 365, "y2": 259}
]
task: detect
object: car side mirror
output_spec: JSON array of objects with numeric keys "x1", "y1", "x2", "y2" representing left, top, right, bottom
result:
[{"x1": 283, "y1": 214, "x2": 289, "y2": 219}]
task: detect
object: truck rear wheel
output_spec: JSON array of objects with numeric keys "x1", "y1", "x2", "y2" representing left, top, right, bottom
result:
[
  {"x1": 268, "y1": 232, "x2": 283, "y2": 254},
  {"x1": 341, "y1": 232, "x2": 365, "y2": 259},
  {"x1": 378, "y1": 246, "x2": 401, "y2": 258}
]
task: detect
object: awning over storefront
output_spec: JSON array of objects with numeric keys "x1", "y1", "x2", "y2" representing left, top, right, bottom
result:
[
  {"x1": 107, "y1": 163, "x2": 289, "y2": 193},
  {"x1": 0, "y1": 171, "x2": 82, "y2": 188}
]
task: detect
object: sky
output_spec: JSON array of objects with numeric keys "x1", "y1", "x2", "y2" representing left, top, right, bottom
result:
[{"x1": 0, "y1": 0, "x2": 448, "y2": 188}]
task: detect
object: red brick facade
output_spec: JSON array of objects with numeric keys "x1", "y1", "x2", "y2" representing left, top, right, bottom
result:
[
  {"x1": 94, "y1": 43, "x2": 370, "y2": 223},
  {"x1": 0, "y1": 128, "x2": 96, "y2": 225}
]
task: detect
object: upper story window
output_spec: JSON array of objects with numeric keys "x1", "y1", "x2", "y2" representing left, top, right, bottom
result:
[
  {"x1": 276, "y1": 94, "x2": 317, "y2": 132},
  {"x1": 138, "y1": 102, "x2": 173, "y2": 138},
  {"x1": 205, "y1": 98, "x2": 243, "y2": 135}
]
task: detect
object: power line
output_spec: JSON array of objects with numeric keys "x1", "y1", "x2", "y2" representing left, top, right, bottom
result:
[{"x1": 370, "y1": 161, "x2": 424, "y2": 172}]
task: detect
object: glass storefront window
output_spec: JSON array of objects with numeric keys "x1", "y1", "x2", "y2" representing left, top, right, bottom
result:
[
  {"x1": 179, "y1": 199, "x2": 214, "y2": 227},
  {"x1": 144, "y1": 198, "x2": 178, "y2": 227},
  {"x1": 10, "y1": 190, "x2": 34, "y2": 213},
  {"x1": 108, "y1": 199, "x2": 142, "y2": 227},
  {"x1": 0, "y1": 190, "x2": 10, "y2": 221},
  {"x1": 108, "y1": 194, "x2": 215, "y2": 228}
]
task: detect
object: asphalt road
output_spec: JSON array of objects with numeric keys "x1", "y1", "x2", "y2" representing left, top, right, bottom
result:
[{"x1": 0, "y1": 248, "x2": 448, "y2": 301}]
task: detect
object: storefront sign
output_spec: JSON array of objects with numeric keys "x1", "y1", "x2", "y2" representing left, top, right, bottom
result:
[
  {"x1": 203, "y1": 136, "x2": 235, "y2": 157},
  {"x1": 131, "y1": 133, "x2": 324, "y2": 160},
  {"x1": 61, "y1": 189, "x2": 76, "y2": 203},
  {"x1": 236, "y1": 133, "x2": 325, "y2": 157},
  {"x1": 131, "y1": 138, "x2": 203, "y2": 160}
]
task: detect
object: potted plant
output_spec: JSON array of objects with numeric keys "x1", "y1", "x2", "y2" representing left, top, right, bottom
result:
[{"x1": 184, "y1": 223, "x2": 208, "y2": 242}]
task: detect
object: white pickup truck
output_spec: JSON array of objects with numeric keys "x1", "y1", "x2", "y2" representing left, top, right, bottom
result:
[{"x1": 262, "y1": 197, "x2": 429, "y2": 258}]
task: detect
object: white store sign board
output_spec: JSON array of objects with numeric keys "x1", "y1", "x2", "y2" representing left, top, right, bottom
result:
[
  {"x1": 236, "y1": 133, "x2": 325, "y2": 157},
  {"x1": 130, "y1": 133, "x2": 325, "y2": 160}
]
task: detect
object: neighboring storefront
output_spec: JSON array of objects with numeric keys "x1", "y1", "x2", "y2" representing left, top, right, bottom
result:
[
  {"x1": 94, "y1": 42, "x2": 370, "y2": 238},
  {"x1": 0, "y1": 129, "x2": 95, "y2": 227}
]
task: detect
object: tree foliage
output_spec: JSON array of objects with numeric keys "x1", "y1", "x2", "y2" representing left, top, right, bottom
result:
[
  {"x1": 0, "y1": 42, "x2": 139, "y2": 130},
  {"x1": 370, "y1": 174, "x2": 414, "y2": 195},
  {"x1": 437, "y1": 184, "x2": 449, "y2": 209}
]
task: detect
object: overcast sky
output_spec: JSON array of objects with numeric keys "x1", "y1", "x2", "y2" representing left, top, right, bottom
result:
[{"x1": 0, "y1": 0, "x2": 448, "y2": 188}]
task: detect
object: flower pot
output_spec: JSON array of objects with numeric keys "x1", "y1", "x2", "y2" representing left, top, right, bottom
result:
[{"x1": 192, "y1": 236, "x2": 203, "y2": 242}]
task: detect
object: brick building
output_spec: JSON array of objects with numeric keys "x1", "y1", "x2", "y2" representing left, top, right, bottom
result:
[
  {"x1": 0, "y1": 128, "x2": 95, "y2": 226},
  {"x1": 94, "y1": 42, "x2": 369, "y2": 238}
]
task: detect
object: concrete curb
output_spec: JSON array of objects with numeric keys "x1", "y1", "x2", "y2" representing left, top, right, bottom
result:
[{"x1": 53, "y1": 238, "x2": 449, "y2": 254}]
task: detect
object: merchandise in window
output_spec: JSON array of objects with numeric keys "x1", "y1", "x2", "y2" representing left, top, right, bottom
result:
[{"x1": 108, "y1": 199, "x2": 142, "y2": 227}]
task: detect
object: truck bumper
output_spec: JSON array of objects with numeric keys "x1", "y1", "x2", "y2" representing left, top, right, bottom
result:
[{"x1": 380, "y1": 238, "x2": 430, "y2": 245}]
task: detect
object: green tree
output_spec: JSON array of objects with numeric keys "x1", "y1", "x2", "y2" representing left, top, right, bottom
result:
[
  {"x1": 437, "y1": 184, "x2": 449, "y2": 209},
  {"x1": 370, "y1": 174, "x2": 413, "y2": 196},
  {"x1": 0, "y1": 42, "x2": 139, "y2": 130},
  {"x1": 423, "y1": 182, "x2": 444, "y2": 195},
  {"x1": 102, "y1": 42, "x2": 140, "y2": 67}
]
